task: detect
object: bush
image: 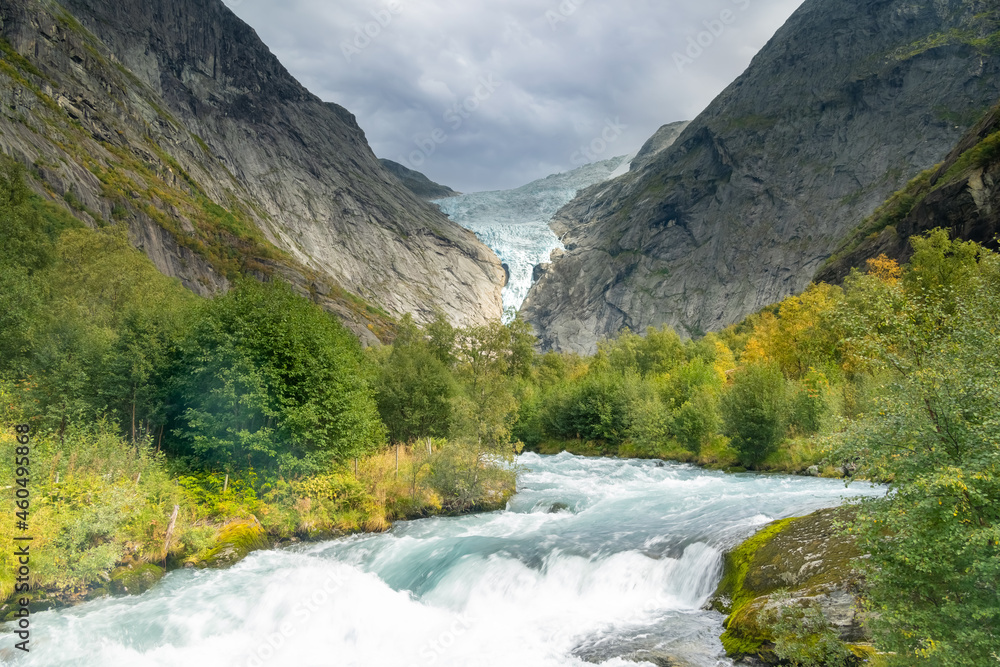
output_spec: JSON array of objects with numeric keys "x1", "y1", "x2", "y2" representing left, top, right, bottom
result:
[
  {"x1": 426, "y1": 440, "x2": 517, "y2": 512},
  {"x1": 721, "y1": 363, "x2": 787, "y2": 468},
  {"x1": 768, "y1": 597, "x2": 854, "y2": 667},
  {"x1": 671, "y1": 388, "x2": 720, "y2": 454},
  {"x1": 171, "y1": 279, "x2": 386, "y2": 474}
]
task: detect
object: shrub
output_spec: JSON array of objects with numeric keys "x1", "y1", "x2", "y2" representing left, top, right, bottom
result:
[
  {"x1": 671, "y1": 388, "x2": 720, "y2": 454},
  {"x1": 721, "y1": 362, "x2": 787, "y2": 468}
]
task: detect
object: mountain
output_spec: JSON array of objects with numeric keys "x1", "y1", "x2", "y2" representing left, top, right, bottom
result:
[
  {"x1": 629, "y1": 121, "x2": 690, "y2": 172},
  {"x1": 379, "y1": 159, "x2": 459, "y2": 200},
  {"x1": 522, "y1": 0, "x2": 1000, "y2": 353},
  {"x1": 816, "y1": 100, "x2": 1000, "y2": 283},
  {"x1": 0, "y1": 0, "x2": 504, "y2": 344},
  {"x1": 433, "y1": 155, "x2": 637, "y2": 317}
]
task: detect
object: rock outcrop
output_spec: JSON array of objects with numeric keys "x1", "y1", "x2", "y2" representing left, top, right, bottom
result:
[
  {"x1": 711, "y1": 508, "x2": 875, "y2": 665},
  {"x1": 522, "y1": 0, "x2": 1000, "y2": 354},
  {"x1": 817, "y1": 99, "x2": 1000, "y2": 283},
  {"x1": 628, "y1": 121, "x2": 690, "y2": 172},
  {"x1": 379, "y1": 159, "x2": 460, "y2": 200},
  {"x1": 0, "y1": 0, "x2": 504, "y2": 343}
]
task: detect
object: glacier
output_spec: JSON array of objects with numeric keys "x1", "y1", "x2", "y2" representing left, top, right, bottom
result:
[{"x1": 433, "y1": 155, "x2": 631, "y2": 321}]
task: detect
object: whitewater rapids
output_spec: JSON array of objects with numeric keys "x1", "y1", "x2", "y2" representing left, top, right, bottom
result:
[{"x1": 2, "y1": 453, "x2": 883, "y2": 666}]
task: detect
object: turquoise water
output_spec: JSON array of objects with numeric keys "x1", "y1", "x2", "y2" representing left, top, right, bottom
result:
[{"x1": 1, "y1": 453, "x2": 883, "y2": 666}]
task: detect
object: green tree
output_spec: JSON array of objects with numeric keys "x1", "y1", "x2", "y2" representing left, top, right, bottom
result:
[
  {"x1": 671, "y1": 388, "x2": 720, "y2": 454},
  {"x1": 172, "y1": 280, "x2": 385, "y2": 473},
  {"x1": 0, "y1": 161, "x2": 52, "y2": 375},
  {"x1": 721, "y1": 362, "x2": 787, "y2": 467},
  {"x1": 376, "y1": 315, "x2": 456, "y2": 443},
  {"x1": 841, "y1": 236, "x2": 1000, "y2": 665},
  {"x1": 450, "y1": 319, "x2": 534, "y2": 449}
]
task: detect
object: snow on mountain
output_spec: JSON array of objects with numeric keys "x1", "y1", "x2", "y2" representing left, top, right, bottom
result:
[{"x1": 433, "y1": 155, "x2": 631, "y2": 320}]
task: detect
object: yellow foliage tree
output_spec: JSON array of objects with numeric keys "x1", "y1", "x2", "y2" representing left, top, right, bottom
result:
[{"x1": 866, "y1": 254, "x2": 902, "y2": 284}]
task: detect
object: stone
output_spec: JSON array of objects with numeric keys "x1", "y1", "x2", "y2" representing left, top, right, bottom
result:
[
  {"x1": 109, "y1": 563, "x2": 166, "y2": 596},
  {"x1": 711, "y1": 507, "x2": 871, "y2": 664},
  {"x1": 379, "y1": 159, "x2": 460, "y2": 200}
]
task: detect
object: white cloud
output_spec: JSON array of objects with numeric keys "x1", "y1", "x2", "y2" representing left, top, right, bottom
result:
[{"x1": 227, "y1": 0, "x2": 805, "y2": 192}]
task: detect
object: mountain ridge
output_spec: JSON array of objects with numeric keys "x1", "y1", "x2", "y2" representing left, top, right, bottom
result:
[
  {"x1": 522, "y1": 0, "x2": 1000, "y2": 353},
  {"x1": 0, "y1": 0, "x2": 504, "y2": 344},
  {"x1": 379, "y1": 159, "x2": 460, "y2": 200}
]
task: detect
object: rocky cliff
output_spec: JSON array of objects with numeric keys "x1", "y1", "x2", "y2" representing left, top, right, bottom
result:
[
  {"x1": 522, "y1": 0, "x2": 1000, "y2": 354},
  {"x1": 817, "y1": 99, "x2": 1000, "y2": 283},
  {"x1": 0, "y1": 0, "x2": 504, "y2": 344},
  {"x1": 379, "y1": 159, "x2": 459, "y2": 200}
]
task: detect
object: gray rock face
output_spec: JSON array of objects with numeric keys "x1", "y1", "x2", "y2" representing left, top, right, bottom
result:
[
  {"x1": 817, "y1": 101, "x2": 1000, "y2": 283},
  {"x1": 522, "y1": 0, "x2": 1000, "y2": 354},
  {"x1": 379, "y1": 159, "x2": 460, "y2": 200},
  {"x1": 629, "y1": 121, "x2": 690, "y2": 172},
  {"x1": 0, "y1": 0, "x2": 504, "y2": 338}
]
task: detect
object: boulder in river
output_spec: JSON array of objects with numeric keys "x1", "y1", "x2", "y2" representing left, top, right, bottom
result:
[{"x1": 710, "y1": 507, "x2": 880, "y2": 665}]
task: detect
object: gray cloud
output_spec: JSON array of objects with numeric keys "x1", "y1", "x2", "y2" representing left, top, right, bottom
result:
[{"x1": 226, "y1": 0, "x2": 805, "y2": 192}]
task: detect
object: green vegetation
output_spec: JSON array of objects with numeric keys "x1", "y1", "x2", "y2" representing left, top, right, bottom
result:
[
  {"x1": 721, "y1": 362, "x2": 788, "y2": 467},
  {"x1": 709, "y1": 232, "x2": 1000, "y2": 665},
  {"x1": 2, "y1": 146, "x2": 998, "y2": 663},
  {"x1": 0, "y1": 163, "x2": 517, "y2": 608},
  {"x1": 836, "y1": 234, "x2": 1000, "y2": 666}
]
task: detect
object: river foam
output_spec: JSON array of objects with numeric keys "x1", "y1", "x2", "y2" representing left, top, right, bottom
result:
[{"x1": 2, "y1": 452, "x2": 883, "y2": 666}]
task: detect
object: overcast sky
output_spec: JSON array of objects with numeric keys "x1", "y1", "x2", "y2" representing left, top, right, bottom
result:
[{"x1": 225, "y1": 0, "x2": 805, "y2": 192}]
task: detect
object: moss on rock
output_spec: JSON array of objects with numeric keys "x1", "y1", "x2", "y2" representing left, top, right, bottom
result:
[
  {"x1": 109, "y1": 563, "x2": 165, "y2": 596},
  {"x1": 185, "y1": 517, "x2": 271, "y2": 569},
  {"x1": 712, "y1": 507, "x2": 870, "y2": 665}
]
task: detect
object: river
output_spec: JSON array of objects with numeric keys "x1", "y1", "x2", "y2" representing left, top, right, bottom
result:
[{"x1": 5, "y1": 453, "x2": 883, "y2": 666}]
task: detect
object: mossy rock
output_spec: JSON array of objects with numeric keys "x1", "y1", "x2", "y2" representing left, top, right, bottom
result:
[
  {"x1": 712, "y1": 507, "x2": 869, "y2": 664},
  {"x1": 109, "y1": 563, "x2": 165, "y2": 596},
  {"x1": 713, "y1": 507, "x2": 860, "y2": 614},
  {"x1": 187, "y1": 517, "x2": 271, "y2": 569},
  {"x1": 1, "y1": 589, "x2": 60, "y2": 622}
]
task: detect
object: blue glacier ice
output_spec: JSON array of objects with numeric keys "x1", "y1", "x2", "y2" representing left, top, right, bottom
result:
[{"x1": 433, "y1": 156, "x2": 632, "y2": 321}]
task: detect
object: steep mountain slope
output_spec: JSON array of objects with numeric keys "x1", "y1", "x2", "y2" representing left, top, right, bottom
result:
[
  {"x1": 628, "y1": 121, "x2": 690, "y2": 172},
  {"x1": 379, "y1": 159, "x2": 459, "y2": 200},
  {"x1": 522, "y1": 0, "x2": 1000, "y2": 353},
  {"x1": 817, "y1": 100, "x2": 1000, "y2": 282},
  {"x1": 434, "y1": 155, "x2": 635, "y2": 316},
  {"x1": 0, "y1": 0, "x2": 504, "y2": 343}
]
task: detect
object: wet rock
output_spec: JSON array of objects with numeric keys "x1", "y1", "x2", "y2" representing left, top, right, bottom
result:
[
  {"x1": 109, "y1": 563, "x2": 166, "y2": 596},
  {"x1": 711, "y1": 507, "x2": 871, "y2": 664}
]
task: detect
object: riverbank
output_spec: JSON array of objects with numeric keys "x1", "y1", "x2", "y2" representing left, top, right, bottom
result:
[
  {"x1": 530, "y1": 435, "x2": 846, "y2": 477},
  {"x1": 0, "y1": 424, "x2": 515, "y2": 620}
]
